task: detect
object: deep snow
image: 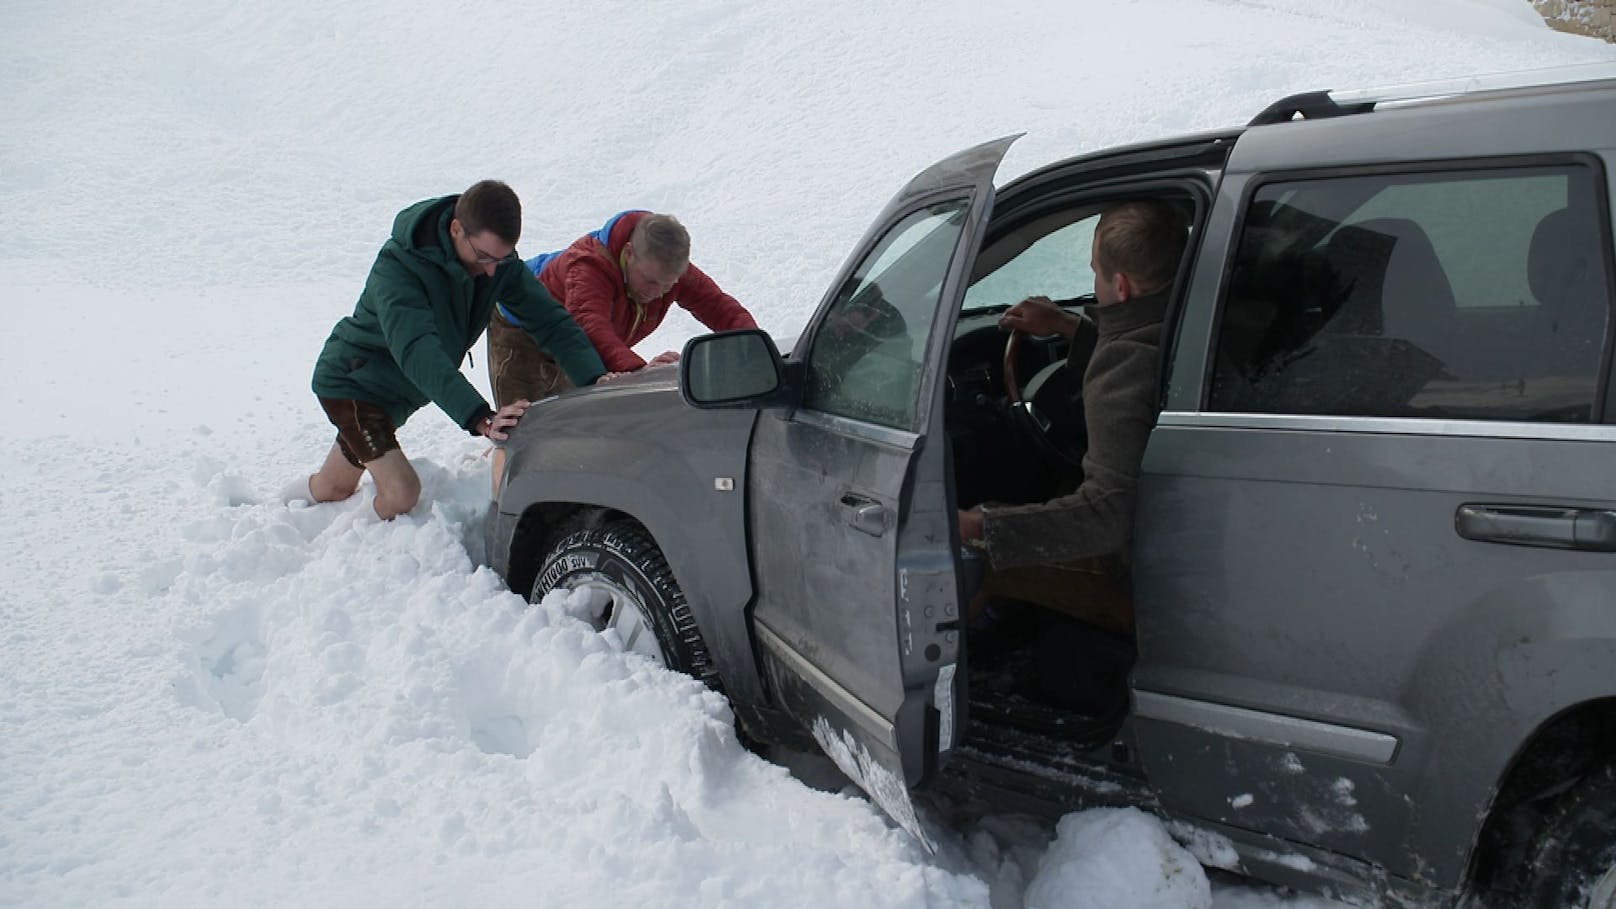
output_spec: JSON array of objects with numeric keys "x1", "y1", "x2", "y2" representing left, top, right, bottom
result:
[{"x1": 2, "y1": 1, "x2": 1612, "y2": 907}]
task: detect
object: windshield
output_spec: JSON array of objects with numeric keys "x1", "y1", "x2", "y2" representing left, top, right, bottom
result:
[{"x1": 961, "y1": 214, "x2": 1098, "y2": 312}]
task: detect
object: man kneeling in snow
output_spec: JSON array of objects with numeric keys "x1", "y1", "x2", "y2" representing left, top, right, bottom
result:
[{"x1": 286, "y1": 180, "x2": 606, "y2": 520}]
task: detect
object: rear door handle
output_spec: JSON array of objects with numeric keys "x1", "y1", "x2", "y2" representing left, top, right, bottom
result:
[
  {"x1": 1455, "y1": 504, "x2": 1616, "y2": 552},
  {"x1": 839, "y1": 492, "x2": 888, "y2": 537}
]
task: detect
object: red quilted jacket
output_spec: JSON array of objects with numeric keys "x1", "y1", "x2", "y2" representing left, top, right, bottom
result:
[{"x1": 536, "y1": 211, "x2": 756, "y2": 371}]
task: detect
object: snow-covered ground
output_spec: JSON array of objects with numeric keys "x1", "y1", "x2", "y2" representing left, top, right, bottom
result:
[{"x1": 2, "y1": 2, "x2": 1611, "y2": 906}]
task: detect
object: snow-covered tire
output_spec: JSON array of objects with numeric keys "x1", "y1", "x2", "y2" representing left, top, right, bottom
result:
[
  {"x1": 533, "y1": 521, "x2": 719, "y2": 687},
  {"x1": 1511, "y1": 762, "x2": 1616, "y2": 908}
]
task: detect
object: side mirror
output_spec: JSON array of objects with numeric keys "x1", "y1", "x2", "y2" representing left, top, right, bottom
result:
[{"x1": 680, "y1": 329, "x2": 791, "y2": 408}]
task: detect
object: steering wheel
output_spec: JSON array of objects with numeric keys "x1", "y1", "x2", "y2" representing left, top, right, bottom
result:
[{"x1": 1003, "y1": 330, "x2": 1086, "y2": 471}]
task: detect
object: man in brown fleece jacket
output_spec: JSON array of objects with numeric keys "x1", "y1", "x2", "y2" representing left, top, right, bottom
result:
[{"x1": 958, "y1": 199, "x2": 1188, "y2": 634}]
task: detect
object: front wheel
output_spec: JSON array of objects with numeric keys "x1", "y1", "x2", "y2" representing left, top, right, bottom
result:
[{"x1": 533, "y1": 521, "x2": 719, "y2": 688}]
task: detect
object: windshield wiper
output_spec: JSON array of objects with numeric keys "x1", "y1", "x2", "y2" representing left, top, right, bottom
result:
[{"x1": 961, "y1": 295, "x2": 1095, "y2": 318}]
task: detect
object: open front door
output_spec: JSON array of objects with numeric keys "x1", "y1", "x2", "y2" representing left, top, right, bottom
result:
[{"x1": 747, "y1": 137, "x2": 1015, "y2": 847}]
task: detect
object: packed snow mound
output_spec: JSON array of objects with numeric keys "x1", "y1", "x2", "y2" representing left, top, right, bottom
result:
[{"x1": 1025, "y1": 808, "x2": 1211, "y2": 909}]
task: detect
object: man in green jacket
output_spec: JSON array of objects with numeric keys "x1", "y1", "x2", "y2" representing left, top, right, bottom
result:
[{"x1": 289, "y1": 180, "x2": 606, "y2": 520}]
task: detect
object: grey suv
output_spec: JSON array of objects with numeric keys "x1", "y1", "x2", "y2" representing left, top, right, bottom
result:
[{"x1": 487, "y1": 66, "x2": 1616, "y2": 907}]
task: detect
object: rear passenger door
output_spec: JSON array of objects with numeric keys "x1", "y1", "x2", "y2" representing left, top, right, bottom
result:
[{"x1": 1133, "y1": 141, "x2": 1616, "y2": 884}]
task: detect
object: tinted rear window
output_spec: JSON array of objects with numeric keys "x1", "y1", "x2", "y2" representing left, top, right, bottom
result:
[{"x1": 1211, "y1": 163, "x2": 1612, "y2": 422}]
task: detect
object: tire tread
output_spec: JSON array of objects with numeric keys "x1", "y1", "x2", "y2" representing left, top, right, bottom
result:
[{"x1": 536, "y1": 521, "x2": 722, "y2": 690}]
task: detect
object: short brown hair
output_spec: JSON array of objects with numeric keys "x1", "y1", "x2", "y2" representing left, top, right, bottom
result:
[
  {"x1": 454, "y1": 180, "x2": 522, "y2": 245},
  {"x1": 1095, "y1": 199, "x2": 1188, "y2": 295},
  {"x1": 630, "y1": 213, "x2": 691, "y2": 271}
]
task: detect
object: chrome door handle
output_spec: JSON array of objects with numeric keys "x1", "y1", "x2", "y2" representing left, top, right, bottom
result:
[
  {"x1": 839, "y1": 493, "x2": 888, "y2": 537},
  {"x1": 1455, "y1": 504, "x2": 1616, "y2": 552}
]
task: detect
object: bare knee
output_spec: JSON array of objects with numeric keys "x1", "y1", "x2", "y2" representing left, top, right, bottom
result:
[
  {"x1": 369, "y1": 456, "x2": 422, "y2": 520},
  {"x1": 346, "y1": 448, "x2": 420, "y2": 520},
  {"x1": 372, "y1": 481, "x2": 421, "y2": 520},
  {"x1": 311, "y1": 446, "x2": 364, "y2": 502}
]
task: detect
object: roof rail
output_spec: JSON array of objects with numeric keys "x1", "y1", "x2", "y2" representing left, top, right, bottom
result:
[
  {"x1": 1329, "y1": 61, "x2": 1616, "y2": 107},
  {"x1": 1247, "y1": 91, "x2": 1373, "y2": 127},
  {"x1": 1248, "y1": 61, "x2": 1616, "y2": 128}
]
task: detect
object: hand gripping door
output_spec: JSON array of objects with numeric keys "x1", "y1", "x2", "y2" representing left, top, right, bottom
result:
[{"x1": 746, "y1": 136, "x2": 1017, "y2": 850}]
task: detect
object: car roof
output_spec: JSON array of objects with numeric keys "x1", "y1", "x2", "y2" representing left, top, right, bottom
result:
[
  {"x1": 1000, "y1": 129, "x2": 1242, "y2": 197},
  {"x1": 1231, "y1": 75, "x2": 1616, "y2": 175},
  {"x1": 1000, "y1": 63, "x2": 1616, "y2": 194}
]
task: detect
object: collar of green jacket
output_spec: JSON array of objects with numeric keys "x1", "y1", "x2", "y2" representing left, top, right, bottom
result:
[{"x1": 390, "y1": 195, "x2": 461, "y2": 273}]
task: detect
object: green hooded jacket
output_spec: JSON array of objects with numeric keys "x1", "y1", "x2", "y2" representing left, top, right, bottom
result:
[{"x1": 312, "y1": 195, "x2": 606, "y2": 431}]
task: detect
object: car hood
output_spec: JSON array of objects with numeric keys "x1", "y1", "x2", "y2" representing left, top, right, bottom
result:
[{"x1": 504, "y1": 364, "x2": 684, "y2": 449}]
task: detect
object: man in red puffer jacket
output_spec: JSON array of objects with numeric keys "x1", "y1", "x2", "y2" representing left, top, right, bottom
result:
[{"x1": 484, "y1": 210, "x2": 757, "y2": 491}]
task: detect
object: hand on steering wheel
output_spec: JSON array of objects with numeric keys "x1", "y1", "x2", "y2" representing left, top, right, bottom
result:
[
  {"x1": 998, "y1": 295, "x2": 1078, "y2": 339},
  {"x1": 1002, "y1": 322, "x2": 1086, "y2": 471}
]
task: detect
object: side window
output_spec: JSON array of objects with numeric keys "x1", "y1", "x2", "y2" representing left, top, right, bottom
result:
[
  {"x1": 804, "y1": 199, "x2": 969, "y2": 430},
  {"x1": 962, "y1": 216, "x2": 1097, "y2": 310},
  {"x1": 1211, "y1": 164, "x2": 1613, "y2": 422}
]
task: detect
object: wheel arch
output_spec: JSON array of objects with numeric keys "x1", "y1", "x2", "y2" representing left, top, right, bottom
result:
[
  {"x1": 1465, "y1": 696, "x2": 1616, "y2": 896},
  {"x1": 501, "y1": 466, "x2": 765, "y2": 713},
  {"x1": 1391, "y1": 570, "x2": 1616, "y2": 888},
  {"x1": 504, "y1": 501, "x2": 626, "y2": 602}
]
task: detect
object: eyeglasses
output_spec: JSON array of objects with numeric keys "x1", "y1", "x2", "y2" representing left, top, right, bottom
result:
[{"x1": 466, "y1": 236, "x2": 520, "y2": 266}]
